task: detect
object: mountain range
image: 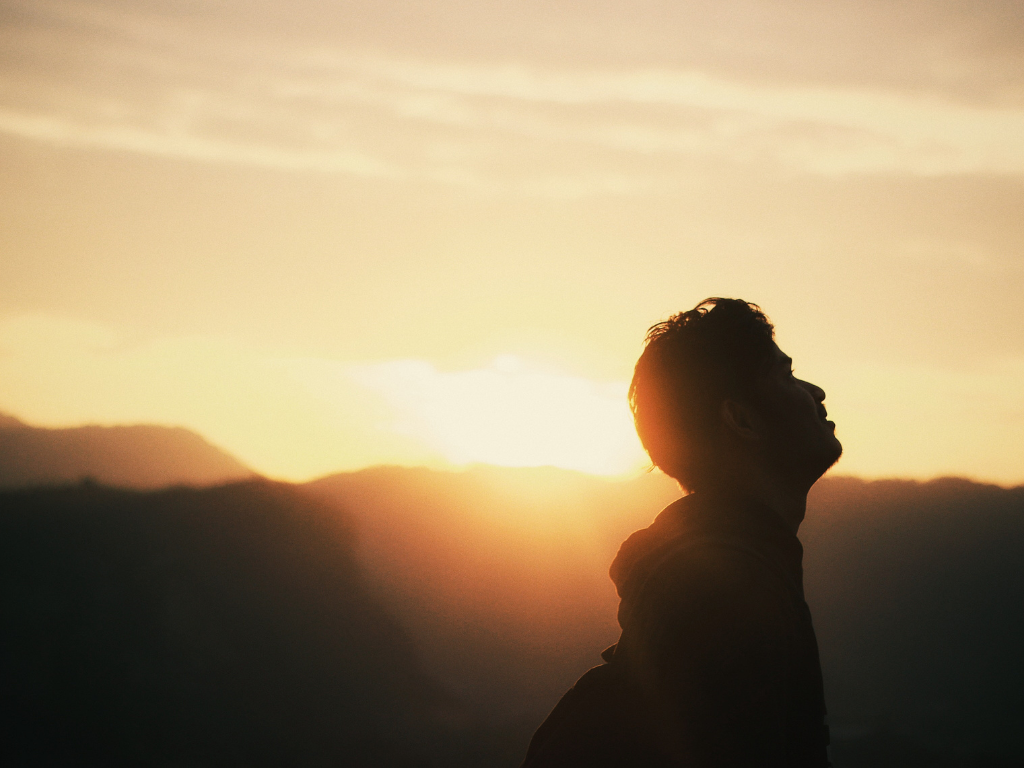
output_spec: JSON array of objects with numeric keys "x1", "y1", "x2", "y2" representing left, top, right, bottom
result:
[
  {"x1": 0, "y1": 412, "x2": 1021, "y2": 766},
  {"x1": 306, "y1": 467, "x2": 1024, "y2": 767}
]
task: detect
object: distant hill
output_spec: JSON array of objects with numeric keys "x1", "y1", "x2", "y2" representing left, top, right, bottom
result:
[
  {"x1": 2, "y1": 453, "x2": 1022, "y2": 766},
  {"x1": 0, "y1": 479, "x2": 498, "y2": 767},
  {"x1": 802, "y1": 477, "x2": 1024, "y2": 766},
  {"x1": 0, "y1": 413, "x2": 253, "y2": 489},
  {"x1": 307, "y1": 467, "x2": 1024, "y2": 767}
]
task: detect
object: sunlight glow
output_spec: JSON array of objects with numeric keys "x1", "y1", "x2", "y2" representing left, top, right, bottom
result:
[{"x1": 348, "y1": 356, "x2": 647, "y2": 476}]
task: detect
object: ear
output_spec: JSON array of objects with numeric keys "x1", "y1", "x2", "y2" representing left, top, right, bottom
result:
[{"x1": 719, "y1": 398, "x2": 763, "y2": 443}]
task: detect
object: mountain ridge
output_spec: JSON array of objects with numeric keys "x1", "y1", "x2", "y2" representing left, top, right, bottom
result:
[{"x1": 0, "y1": 411, "x2": 254, "y2": 489}]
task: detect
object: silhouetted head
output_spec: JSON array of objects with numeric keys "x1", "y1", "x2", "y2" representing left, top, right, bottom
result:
[{"x1": 629, "y1": 298, "x2": 841, "y2": 493}]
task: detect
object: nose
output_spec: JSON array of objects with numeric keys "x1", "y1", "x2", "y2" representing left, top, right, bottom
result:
[{"x1": 801, "y1": 378, "x2": 826, "y2": 403}]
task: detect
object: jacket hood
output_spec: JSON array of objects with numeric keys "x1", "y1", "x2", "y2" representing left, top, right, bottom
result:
[
  {"x1": 609, "y1": 492, "x2": 803, "y2": 629},
  {"x1": 609, "y1": 495, "x2": 694, "y2": 629}
]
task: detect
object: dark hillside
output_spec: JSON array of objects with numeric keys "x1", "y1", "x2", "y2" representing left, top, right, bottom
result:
[
  {"x1": 310, "y1": 468, "x2": 1024, "y2": 767},
  {"x1": 802, "y1": 477, "x2": 1024, "y2": 765},
  {"x1": 0, "y1": 413, "x2": 253, "y2": 489},
  {"x1": 2, "y1": 467, "x2": 1022, "y2": 766},
  {"x1": 0, "y1": 480, "x2": 481, "y2": 767}
]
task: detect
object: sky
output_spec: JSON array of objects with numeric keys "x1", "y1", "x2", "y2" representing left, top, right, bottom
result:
[{"x1": 1, "y1": 0, "x2": 1023, "y2": 484}]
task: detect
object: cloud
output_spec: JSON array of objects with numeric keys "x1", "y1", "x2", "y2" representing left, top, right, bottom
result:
[
  {"x1": 3, "y1": 0, "x2": 1024, "y2": 192},
  {"x1": 326, "y1": 53, "x2": 1024, "y2": 176},
  {"x1": 0, "y1": 109, "x2": 397, "y2": 176}
]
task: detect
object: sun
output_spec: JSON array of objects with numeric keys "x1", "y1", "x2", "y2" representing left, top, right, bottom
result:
[{"x1": 348, "y1": 355, "x2": 647, "y2": 476}]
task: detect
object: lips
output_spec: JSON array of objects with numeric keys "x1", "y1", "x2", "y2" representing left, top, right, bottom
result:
[{"x1": 818, "y1": 406, "x2": 835, "y2": 430}]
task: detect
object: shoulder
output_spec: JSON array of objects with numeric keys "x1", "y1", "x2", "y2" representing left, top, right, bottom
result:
[
  {"x1": 631, "y1": 538, "x2": 798, "y2": 639},
  {"x1": 654, "y1": 537, "x2": 785, "y2": 592}
]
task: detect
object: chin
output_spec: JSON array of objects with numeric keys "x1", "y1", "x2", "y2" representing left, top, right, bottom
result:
[
  {"x1": 805, "y1": 436, "x2": 842, "y2": 481},
  {"x1": 821, "y1": 438, "x2": 843, "y2": 474}
]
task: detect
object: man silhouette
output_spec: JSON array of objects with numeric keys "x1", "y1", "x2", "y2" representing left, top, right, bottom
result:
[{"x1": 523, "y1": 298, "x2": 839, "y2": 767}]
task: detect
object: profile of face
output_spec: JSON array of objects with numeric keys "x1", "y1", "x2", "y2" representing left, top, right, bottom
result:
[{"x1": 752, "y1": 342, "x2": 843, "y2": 488}]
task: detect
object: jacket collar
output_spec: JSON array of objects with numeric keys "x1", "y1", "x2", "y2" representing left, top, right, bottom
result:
[{"x1": 609, "y1": 491, "x2": 806, "y2": 627}]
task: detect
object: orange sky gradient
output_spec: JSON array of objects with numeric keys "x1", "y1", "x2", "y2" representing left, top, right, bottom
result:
[{"x1": 1, "y1": 0, "x2": 1023, "y2": 485}]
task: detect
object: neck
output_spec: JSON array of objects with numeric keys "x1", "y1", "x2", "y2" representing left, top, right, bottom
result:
[{"x1": 700, "y1": 464, "x2": 810, "y2": 535}]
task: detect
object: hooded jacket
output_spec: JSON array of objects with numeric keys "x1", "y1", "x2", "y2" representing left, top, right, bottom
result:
[{"x1": 522, "y1": 493, "x2": 830, "y2": 768}]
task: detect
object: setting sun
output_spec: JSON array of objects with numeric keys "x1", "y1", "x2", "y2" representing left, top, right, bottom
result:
[{"x1": 347, "y1": 355, "x2": 646, "y2": 476}]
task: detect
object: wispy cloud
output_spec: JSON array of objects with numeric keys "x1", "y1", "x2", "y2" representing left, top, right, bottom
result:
[
  {"x1": 3, "y1": 0, "x2": 1024, "y2": 192},
  {"x1": 0, "y1": 110, "x2": 397, "y2": 176},
  {"x1": 308, "y1": 52, "x2": 1024, "y2": 176}
]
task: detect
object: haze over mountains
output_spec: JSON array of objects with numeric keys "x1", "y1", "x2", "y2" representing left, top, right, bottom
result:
[
  {"x1": 306, "y1": 467, "x2": 1024, "y2": 767},
  {"x1": 0, "y1": 414, "x2": 1022, "y2": 766}
]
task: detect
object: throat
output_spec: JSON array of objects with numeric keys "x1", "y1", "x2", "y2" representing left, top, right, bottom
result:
[{"x1": 701, "y1": 472, "x2": 809, "y2": 535}]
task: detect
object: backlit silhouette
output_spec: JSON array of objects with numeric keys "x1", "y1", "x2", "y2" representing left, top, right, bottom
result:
[{"x1": 523, "y1": 298, "x2": 841, "y2": 767}]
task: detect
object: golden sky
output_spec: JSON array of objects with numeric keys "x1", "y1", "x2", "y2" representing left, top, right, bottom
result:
[{"x1": 1, "y1": 0, "x2": 1023, "y2": 484}]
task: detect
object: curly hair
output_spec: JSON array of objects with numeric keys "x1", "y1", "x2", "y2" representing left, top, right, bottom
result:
[{"x1": 629, "y1": 298, "x2": 776, "y2": 490}]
